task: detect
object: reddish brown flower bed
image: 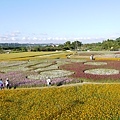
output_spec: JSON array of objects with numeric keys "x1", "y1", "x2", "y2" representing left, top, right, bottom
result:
[
  {"x1": 77, "y1": 53, "x2": 103, "y2": 56},
  {"x1": 60, "y1": 61, "x2": 120, "y2": 82},
  {"x1": 114, "y1": 52, "x2": 120, "y2": 54}
]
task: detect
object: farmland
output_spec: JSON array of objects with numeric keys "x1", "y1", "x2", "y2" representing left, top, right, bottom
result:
[
  {"x1": 0, "y1": 51, "x2": 120, "y2": 119},
  {"x1": 0, "y1": 51, "x2": 119, "y2": 87}
]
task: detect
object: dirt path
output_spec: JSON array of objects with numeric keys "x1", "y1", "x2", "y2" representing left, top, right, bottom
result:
[{"x1": 12, "y1": 82, "x2": 120, "y2": 90}]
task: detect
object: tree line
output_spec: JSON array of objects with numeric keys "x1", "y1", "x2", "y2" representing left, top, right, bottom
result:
[{"x1": 0, "y1": 37, "x2": 120, "y2": 53}]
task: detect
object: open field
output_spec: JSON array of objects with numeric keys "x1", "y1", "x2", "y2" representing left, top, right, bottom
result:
[{"x1": 0, "y1": 51, "x2": 120, "y2": 119}]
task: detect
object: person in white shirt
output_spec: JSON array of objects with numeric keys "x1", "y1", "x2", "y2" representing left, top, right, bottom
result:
[
  {"x1": 90, "y1": 54, "x2": 94, "y2": 60},
  {"x1": 5, "y1": 78, "x2": 10, "y2": 89},
  {"x1": 46, "y1": 77, "x2": 51, "y2": 86}
]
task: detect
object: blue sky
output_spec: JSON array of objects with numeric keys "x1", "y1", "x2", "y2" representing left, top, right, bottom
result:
[{"x1": 0, "y1": 0, "x2": 120, "y2": 43}]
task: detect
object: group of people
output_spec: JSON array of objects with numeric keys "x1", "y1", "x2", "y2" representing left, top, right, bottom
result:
[{"x1": 0, "y1": 78, "x2": 10, "y2": 90}]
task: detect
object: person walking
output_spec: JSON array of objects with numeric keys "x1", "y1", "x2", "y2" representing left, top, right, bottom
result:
[
  {"x1": 46, "y1": 77, "x2": 51, "y2": 86},
  {"x1": 5, "y1": 78, "x2": 10, "y2": 89},
  {"x1": 90, "y1": 54, "x2": 94, "y2": 60},
  {"x1": 0, "y1": 79, "x2": 4, "y2": 90}
]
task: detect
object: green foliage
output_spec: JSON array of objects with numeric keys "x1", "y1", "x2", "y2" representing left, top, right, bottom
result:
[
  {"x1": 82, "y1": 38, "x2": 120, "y2": 51},
  {"x1": 102, "y1": 39, "x2": 120, "y2": 51},
  {"x1": 64, "y1": 41, "x2": 82, "y2": 50}
]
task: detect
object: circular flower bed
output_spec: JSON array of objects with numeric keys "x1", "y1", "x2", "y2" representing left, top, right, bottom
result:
[
  {"x1": 84, "y1": 68, "x2": 119, "y2": 75},
  {"x1": 84, "y1": 62, "x2": 107, "y2": 65},
  {"x1": 28, "y1": 70, "x2": 74, "y2": 79}
]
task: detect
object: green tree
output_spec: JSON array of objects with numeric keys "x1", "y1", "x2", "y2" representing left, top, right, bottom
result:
[
  {"x1": 64, "y1": 41, "x2": 71, "y2": 50},
  {"x1": 71, "y1": 41, "x2": 82, "y2": 50}
]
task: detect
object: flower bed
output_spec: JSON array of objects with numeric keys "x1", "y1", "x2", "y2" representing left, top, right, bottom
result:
[
  {"x1": 0, "y1": 59, "x2": 75, "y2": 87},
  {"x1": 1, "y1": 84, "x2": 120, "y2": 119},
  {"x1": 60, "y1": 60, "x2": 120, "y2": 82},
  {"x1": 34, "y1": 64, "x2": 58, "y2": 72},
  {"x1": 28, "y1": 70, "x2": 74, "y2": 79},
  {"x1": 0, "y1": 59, "x2": 120, "y2": 87},
  {"x1": 84, "y1": 68, "x2": 119, "y2": 75},
  {"x1": 84, "y1": 62, "x2": 107, "y2": 65}
]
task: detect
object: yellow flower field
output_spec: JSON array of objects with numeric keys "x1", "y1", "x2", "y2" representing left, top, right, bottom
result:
[
  {"x1": 0, "y1": 51, "x2": 73, "y2": 61},
  {"x1": 95, "y1": 57, "x2": 120, "y2": 61},
  {"x1": 0, "y1": 84, "x2": 120, "y2": 120}
]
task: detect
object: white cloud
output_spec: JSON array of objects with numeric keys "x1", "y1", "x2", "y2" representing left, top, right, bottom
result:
[
  {"x1": 86, "y1": 37, "x2": 90, "y2": 40},
  {"x1": 39, "y1": 33, "x2": 48, "y2": 36},
  {"x1": 0, "y1": 30, "x2": 120, "y2": 43},
  {"x1": 63, "y1": 38, "x2": 67, "y2": 40},
  {"x1": 55, "y1": 37, "x2": 59, "y2": 40},
  {"x1": 10, "y1": 34, "x2": 17, "y2": 37},
  {"x1": 33, "y1": 37, "x2": 38, "y2": 40},
  {"x1": 22, "y1": 37, "x2": 26, "y2": 40},
  {"x1": 11, "y1": 37, "x2": 16, "y2": 41},
  {"x1": 15, "y1": 31, "x2": 21, "y2": 34},
  {"x1": 59, "y1": 38, "x2": 63, "y2": 40},
  {"x1": 38, "y1": 38, "x2": 42, "y2": 41},
  {"x1": 27, "y1": 37, "x2": 31, "y2": 40}
]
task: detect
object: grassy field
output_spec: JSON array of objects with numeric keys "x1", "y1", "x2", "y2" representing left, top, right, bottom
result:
[{"x1": 0, "y1": 51, "x2": 120, "y2": 119}]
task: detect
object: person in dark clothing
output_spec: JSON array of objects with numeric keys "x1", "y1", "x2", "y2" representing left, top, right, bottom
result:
[{"x1": 0, "y1": 79, "x2": 4, "y2": 90}]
